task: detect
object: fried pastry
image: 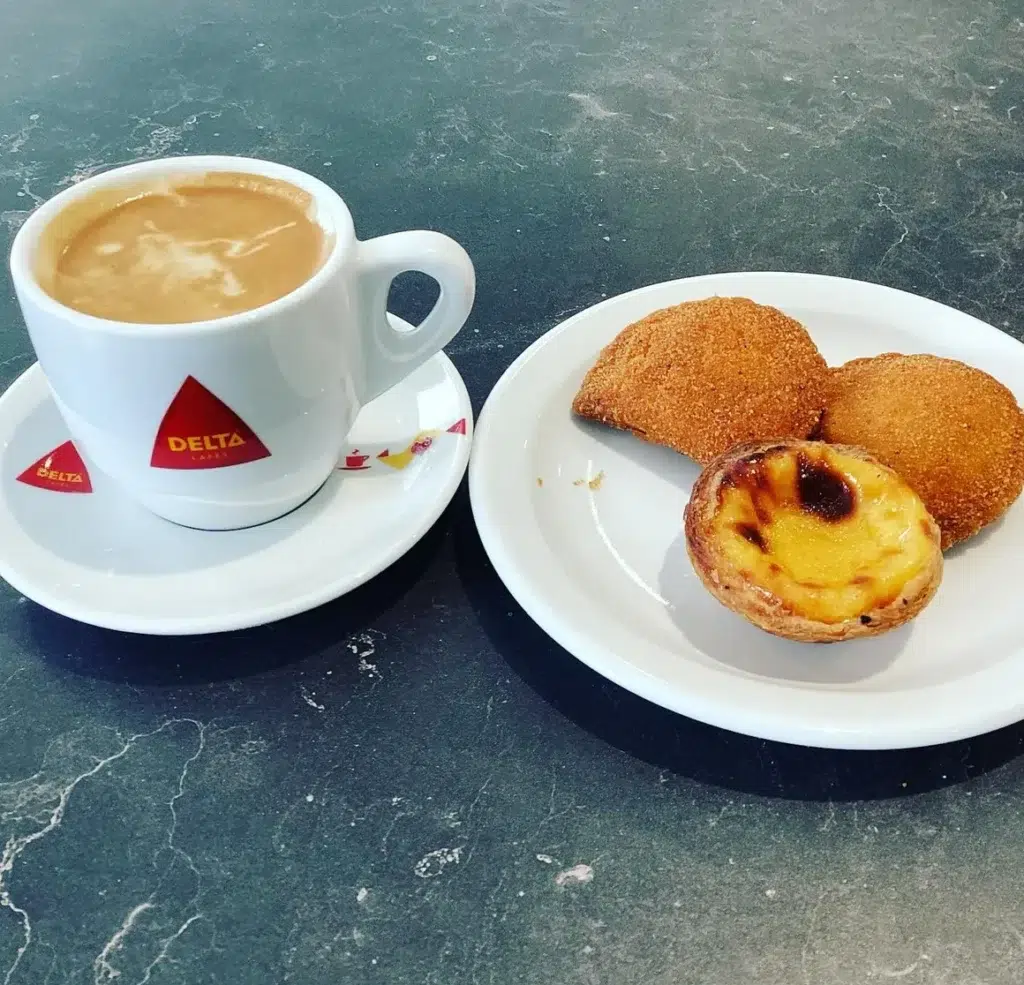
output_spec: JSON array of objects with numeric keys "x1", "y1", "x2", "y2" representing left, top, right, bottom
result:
[
  {"x1": 818, "y1": 353, "x2": 1024, "y2": 549},
  {"x1": 572, "y1": 297, "x2": 828, "y2": 464},
  {"x1": 684, "y1": 439, "x2": 943, "y2": 643}
]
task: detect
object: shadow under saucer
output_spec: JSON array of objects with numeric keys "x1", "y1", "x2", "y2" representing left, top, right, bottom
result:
[
  {"x1": 452, "y1": 500, "x2": 1024, "y2": 802},
  {"x1": 19, "y1": 503, "x2": 453, "y2": 690}
]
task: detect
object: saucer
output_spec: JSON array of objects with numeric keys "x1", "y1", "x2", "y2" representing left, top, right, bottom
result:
[
  {"x1": 470, "y1": 272, "x2": 1024, "y2": 749},
  {"x1": 0, "y1": 327, "x2": 471, "y2": 635}
]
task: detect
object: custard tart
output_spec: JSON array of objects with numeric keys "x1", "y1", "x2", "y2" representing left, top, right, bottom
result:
[{"x1": 684, "y1": 439, "x2": 943, "y2": 643}]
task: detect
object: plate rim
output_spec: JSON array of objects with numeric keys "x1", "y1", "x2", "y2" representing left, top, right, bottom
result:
[
  {"x1": 469, "y1": 271, "x2": 1024, "y2": 749},
  {"x1": 0, "y1": 344, "x2": 472, "y2": 636}
]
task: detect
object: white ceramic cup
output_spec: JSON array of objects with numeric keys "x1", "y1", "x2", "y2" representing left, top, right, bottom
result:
[{"x1": 8, "y1": 155, "x2": 475, "y2": 529}]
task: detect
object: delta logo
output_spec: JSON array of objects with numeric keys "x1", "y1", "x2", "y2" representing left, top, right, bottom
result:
[
  {"x1": 150, "y1": 376, "x2": 271, "y2": 470},
  {"x1": 16, "y1": 440, "x2": 93, "y2": 493}
]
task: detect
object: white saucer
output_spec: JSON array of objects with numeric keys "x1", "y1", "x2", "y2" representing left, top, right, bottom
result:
[
  {"x1": 470, "y1": 272, "x2": 1024, "y2": 750},
  {"x1": 0, "y1": 331, "x2": 471, "y2": 635}
]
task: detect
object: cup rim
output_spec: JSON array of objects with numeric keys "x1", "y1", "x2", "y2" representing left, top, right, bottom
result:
[{"x1": 8, "y1": 154, "x2": 356, "y2": 337}]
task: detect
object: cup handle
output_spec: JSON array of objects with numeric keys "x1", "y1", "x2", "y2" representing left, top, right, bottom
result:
[{"x1": 355, "y1": 230, "x2": 475, "y2": 402}]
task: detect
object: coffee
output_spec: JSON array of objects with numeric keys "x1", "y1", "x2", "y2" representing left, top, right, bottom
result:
[{"x1": 36, "y1": 172, "x2": 330, "y2": 324}]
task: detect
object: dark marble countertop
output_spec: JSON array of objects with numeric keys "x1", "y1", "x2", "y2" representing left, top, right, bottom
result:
[{"x1": 3, "y1": 1, "x2": 1024, "y2": 982}]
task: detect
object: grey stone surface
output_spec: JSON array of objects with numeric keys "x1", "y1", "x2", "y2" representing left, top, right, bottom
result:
[{"x1": 2, "y1": 1, "x2": 1024, "y2": 982}]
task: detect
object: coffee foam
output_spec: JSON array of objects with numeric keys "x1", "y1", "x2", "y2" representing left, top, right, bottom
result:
[
  {"x1": 125, "y1": 218, "x2": 304, "y2": 299},
  {"x1": 35, "y1": 171, "x2": 332, "y2": 323}
]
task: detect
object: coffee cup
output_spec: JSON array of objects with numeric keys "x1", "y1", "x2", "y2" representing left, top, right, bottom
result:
[{"x1": 8, "y1": 155, "x2": 475, "y2": 529}]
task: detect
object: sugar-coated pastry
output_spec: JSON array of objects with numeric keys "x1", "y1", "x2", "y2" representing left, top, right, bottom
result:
[
  {"x1": 572, "y1": 297, "x2": 828, "y2": 465},
  {"x1": 819, "y1": 353, "x2": 1024, "y2": 549}
]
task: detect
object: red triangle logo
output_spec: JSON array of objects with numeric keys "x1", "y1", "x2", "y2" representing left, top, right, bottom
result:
[
  {"x1": 446, "y1": 418, "x2": 467, "y2": 435},
  {"x1": 17, "y1": 440, "x2": 93, "y2": 493},
  {"x1": 150, "y1": 376, "x2": 271, "y2": 470}
]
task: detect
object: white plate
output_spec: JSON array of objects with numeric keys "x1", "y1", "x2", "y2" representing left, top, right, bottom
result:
[
  {"x1": 0, "y1": 327, "x2": 471, "y2": 635},
  {"x1": 470, "y1": 272, "x2": 1024, "y2": 750}
]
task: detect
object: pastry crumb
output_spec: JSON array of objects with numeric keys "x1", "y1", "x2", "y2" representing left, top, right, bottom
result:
[
  {"x1": 536, "y1": 477, "x2": 543, "y2": 487},
  {"x1": 573, "y1": 471, "x2": 605, "y2": 489}
]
